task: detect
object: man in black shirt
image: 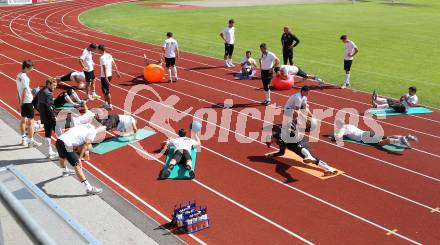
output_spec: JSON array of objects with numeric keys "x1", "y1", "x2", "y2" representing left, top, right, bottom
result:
[
  {"x1": 38, "y1": 78, "x2": 58, "y2": 159},
  {"x1": 281, "y1": 26, "x2": 300, "y2": 65}
]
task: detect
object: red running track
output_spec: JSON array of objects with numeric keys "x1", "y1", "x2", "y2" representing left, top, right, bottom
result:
[{"x1": 1, "y1": 1, "x2": 440, "y2": 244}]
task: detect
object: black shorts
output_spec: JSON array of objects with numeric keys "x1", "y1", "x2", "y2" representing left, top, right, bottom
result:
[
  {"x1": 165, "y1": 57, "x2": 176, "y2": 68},
  {"x1": 261, "y1": 69, "x2": 273, "y2": 91},
  {"x1": 43, "y1": 118, "x2": 56, "y2": 138},
  {"x1": 344, "y1": 60, "x2": 353, "y2": 71},
  {"x1": 172, "y1": 149, "x2": 192, "y2": 163},
  {"x1": 102, "y1": 114, "x2": 119, "y2": 130},
  {"x1": 84, "y1": 70, "x2": 95, "y2": 83},
  {"x1": 21, "y1": 103, "x2": 34, "y2": 119},
  {"x1": 55, "y1": 139, "x2": 79, "y2": 167},
  {"x1": 224, "y1": 43, "x2": 234, "y2": 57},
  {"x1": 101, "y1": 76, "x2": 112, "y2": 95},
  {"x1": 60, "y1": 72, "x2": 73, "y2": 82}
]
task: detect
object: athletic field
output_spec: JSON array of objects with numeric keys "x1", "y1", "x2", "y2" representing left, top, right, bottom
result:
[{"x1": 81, "y1": 0, "x2": 440, "y2": 107}]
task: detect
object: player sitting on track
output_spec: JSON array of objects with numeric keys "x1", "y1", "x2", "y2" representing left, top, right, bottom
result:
[
  {"x1": 95, "y1": 112, "x2": 138, "y2": 136},
  {"x1": 284, "y1": 86, "x2": 318, "y2": 131},
  {"x1": 54, "y1": 88, "x2": 84, "y2": 108},
  {"x1": 277, "y1": 64, "x2": 325, "y2": 86},
  {"x1": 161, "y1": 128, "x2": 200, "y2": 179},
  {"x1": 235, "y1": 50, "x2": 257, "y2": 80},
  {"x1": 55, "y1": 71, "x2": 88, "y2": 90},
  {"x1": 372, "y1": 86, "x2": 418, "y2": 113},
  {"x1": 265, "y1": 124, "x2": 338, "y2": 176},
  {"x1": 333, "y1": 119, "x2": 418, "y2": 148}
]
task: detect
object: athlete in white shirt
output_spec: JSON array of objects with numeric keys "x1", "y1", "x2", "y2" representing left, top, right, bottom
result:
[
  {"x1": 162, "y1": 32, "x2": 179, "y2": 82},
  {"x1": 56, "y1": 70, "x2": 87, "y2": 89},
  {"x1": 16, "y1": 60, "x2": 41, "y2": 147},
  {"x1": 372, "y1": 86, "x2": 418, "y2": 113},
  {"x1": 220, "y1": 19, "x2": 235, "y2": 67},
  {"x1": 284, "y1": 86, "x2": 315, "y2": 131},
  {"x1": 235, "y1": 50, "x2": 257, "y2": 80},
  {"x1": 55, "y1": 123, "x2": 105, "y2": 195},
  {"x1": 334, "y1": 119, "x2": 418, "y2": 148},
  {"x1": 279, "y1": 65, "x2": 325, "y2": 86},
  {"x1": 79, "y1": 43, "x2": 100, "y2": 100},
  {"x1": 259, "y1": 43, "x2": 280, "y2": 106},
  {"x1": 98, "y1": 44, "x2": 121, "y2": 110},
  {"x1": 340, "y1": 35, "x2": 358, "y2": 88},
  {"x1": 96, "y1": 113, "x2": 138, "y2": 136},
  {"x1": 161, "y1": 128, "x2": 201, "y2": 179}
]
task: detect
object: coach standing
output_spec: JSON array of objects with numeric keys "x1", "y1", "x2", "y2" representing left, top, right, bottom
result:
[
  {"x1": 281, "y1": 26, "x2": 300, "y2": 65},
  {"x1": 259, "y1": 43, "x2": 280, "y2": 106},
  {"x1": 220, "y1": 19, "x2": 235, "y2": 68},
  {"x1": 38, "y1": 78, "x2": 58, "y2": 159}
]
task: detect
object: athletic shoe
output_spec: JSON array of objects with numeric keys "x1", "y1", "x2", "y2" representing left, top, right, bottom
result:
[
  {"x1": 73, "y1": 103, "x2": 81, "y2": 109},
  {"x1": 303, "y1": 156, "x2": 317, "y2": 164},
  {"x1": 341, "y1": 82, "x2": 350, "y2": 89},
  {"x1": 372, "y1": 102, "x2": 378, "y2": 108},
  {"x1": 185, "y1": 165, "x2": 195, "y2": 179},
  {"x1": 27, "y1": 139, "x2": 42, "y2": 148},
  {"x1": 91, "y1": 93, "x2": 101, "y2": 100},
  {"x1": 263, "y1": 100, "x2": 271, "y2": 106},
  {"x1": 400, "y1": 136, "x2": 411, "y2": 148},
  {"x1": 229, "y1": 63, "x2": 235, "y2": 68},
  {"x1": 174, "y1": 77, "x2": 178, "y2": 83},
  {"x1": 316, "y1": 77, "x2": 325, "y2": 86},
  {"x1": 21, "y1": 136, "x2": 28, "y2": 146},
  {"x1": 323, "y1": 170, "x2": 338, "y2": 177},
  {"x1": 162, "y1": 164, "x2": 174, "y2": 178},
  {"x1": 372, "y1": 90, "x2": 378, "y2": 101},
  {"x1": 88, "y1": 94, "x2": 94, "y2": 101},
  {"x1": 62, "y1": 169, "x2": 76, "y2": 177},
  {"x1": 86, "y1": 186, "x2": 103, "y2": 195},
  {"x1": 406, "y1": 134, "x2": 418, "y2": 142},
  {"x1": 47, "y1": 152, "x2": 58, "y2": 160}
]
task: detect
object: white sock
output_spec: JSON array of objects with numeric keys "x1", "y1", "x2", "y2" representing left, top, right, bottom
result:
[
  {"x1": 264, "y1": 91, "x2": 271, "y2": 101},
  {"x1": 389, "y1": 138, "x2": 400, "y2": 145},
  {"x1": 301, "y1": 148, "x2": 316, "y2": 161},
  {"x1": 65, "y1": 95, "x2": 75, "y2": 104},
  {"x1": 172, "y1": 66, "x2": 178, "y2": 79},
  {"x1": 64, "y1": 166, "x2": 69, "y2": 171},
  {"x1": 168, "y1": 68, "x2": 172, "y2": 81},
  {"x1": 71, "y1": 92, "x2": 81, "y2": 103},
  {"x1": 45, "y1": 138, "x2": 53, "y2": 154},
  {"x1": 344, "y1": 74, "x2": 350, "y2": 84},
  {"x1": 318, "y1": 160, "x2": 333, "y2": 172},
  {"x1": 83, "y1": 180, "x2": 92, "y2": 191},
  {"x1": 376, "y1": 97, "x2": 387, "y2": 103},
  {"x1": 377, "y1": 104, "x2": 389, "y2": 109}
]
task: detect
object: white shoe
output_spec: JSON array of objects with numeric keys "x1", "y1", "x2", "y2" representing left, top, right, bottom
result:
[
  {"x1": 341, "y1": 82, "x2": 350, "y2": 89},
  {"x1": 21, "y1": 137, "x2": 28, "y2": 146},
  {"x1": 27, "y1": 139, "x2": 42, "y2": 148},
  {"x1": 62, "y1": 169, "x2": 76, "y2": 177},
  {"x1": 228, "y1": 62, "x2": 235, "y2": 67},
  {"x1": 86, "y1": 186, "x2": 102, "y2": 195},
  {"x1": 47, "y1": 152, "x2": 58, "y2": 160}
]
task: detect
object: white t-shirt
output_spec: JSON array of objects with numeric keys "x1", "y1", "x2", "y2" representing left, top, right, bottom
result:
[
  {"x1": 100, "y1": 53, "x2": 114, "y2": 78},
  {"x1": 16, "y1": 72, "x2": 33, "y2": 104},
  {"x1": 70, "y1": 71, "x2": 85, "y2": 82},
  {"x1": 80, "y1": 48, "x2": 94, "y2": 72},
  {"x1": 260, "y1": 52, "x2": 278, "y2": 70},
  {"x1": 280, "y1": 65, "x2": 299, "y2": 76},
  {"x1": 117, "y1": 115, "x2": 135, "y2": 132},
  {"x1": 344, "y1": 40, "x2": 358, "y2": 61},
  {"x1": 163, "y1": 38, "x2": 178, "y2": 58},
  {"x1": 336, "y1": 125, "x2": 365, "y2": 142},
  {"x1": 284, "y1": 92, "x2": 307, "y2": 110},
  {"x1": 401, "y1": 94, "x2": 418, "y2": 109},
  {"x1": 169, "y1": 137, "x2": 198, "y2": 153},
  {"x1": 241, "y1": 57, "x2": 257, "y2": 69},
  {"x1": 222, "y1": 27, "x2": 235, "y2": 45},
  {"x1": 59, "y1": 124, "x2": 97, "y2": 147},
  {"x1": 72, "y1": 110, "x2": 95, "y2": 126}
]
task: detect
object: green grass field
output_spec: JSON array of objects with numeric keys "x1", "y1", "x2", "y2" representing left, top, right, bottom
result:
[{"x1": 80, "y1": 0, "x2": 440, "y2": 107}]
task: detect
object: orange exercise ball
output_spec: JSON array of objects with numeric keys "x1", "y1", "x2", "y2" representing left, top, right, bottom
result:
[{"x1": 143, "y1": 64, "x2": 165, "y2": 83}]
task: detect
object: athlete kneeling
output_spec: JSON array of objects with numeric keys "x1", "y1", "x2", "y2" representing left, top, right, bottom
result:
[{"x1": 266, "y1": 125, "x2": 338, "y2": 176}]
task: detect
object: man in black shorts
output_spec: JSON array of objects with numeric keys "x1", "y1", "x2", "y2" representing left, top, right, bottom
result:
[
  {"x1": 56, "y1": 123, "x2": 103, "y2": 195},
  {"x1": 38, "y1": 78, "x2": 58, "y2": 159},
  {"x1": 259, "y1": 43, "x2": 280, "y2": 106},
  {"x1": 80, "y1": 43, "x2": 100, "y2": 100},
  {"x1": 281, "y1": 26, "x2": 300, "y2": 65},
  {"x1": 220, "y1": 19, "x2": 235, "y2": 67},
  {"x1": 162, "y1": 32, "x2": 179, "y2": 82},
  {"x1": 340, "y1": 35, "x2": 358, "y2": 88},
  {"x1": 161, "y1": 128, "x2": 201, "y2": 179},
  {"x1": 265, "y1": 124, "x2": 338, "y2": 176},
  {"x1": 16, "y1": 60, "x2": 41, "y2": 147},
  {"x1": 56, "y1": 70, "x2": 86, "y2": 89},
  {"x1": 98, "y1": 44, "x2": 121, "y2": 110}
]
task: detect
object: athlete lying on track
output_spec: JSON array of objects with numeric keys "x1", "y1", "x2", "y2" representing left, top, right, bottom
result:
[{"x1": 265, "y1": 124, "x2": 338, "y2": 176}]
